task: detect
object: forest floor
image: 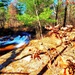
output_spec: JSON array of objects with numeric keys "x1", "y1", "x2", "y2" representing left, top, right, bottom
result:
[{"x1": 0, "y1": 25, "x2": 75, "y2": 75}]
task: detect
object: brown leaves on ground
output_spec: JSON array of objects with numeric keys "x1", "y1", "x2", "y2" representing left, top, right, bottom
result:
[{"x1": 0, "y1": 25, "x2": 75, "y2": 75}]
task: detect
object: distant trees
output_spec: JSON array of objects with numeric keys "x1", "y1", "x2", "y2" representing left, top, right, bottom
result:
[
  {"x1": 17, "y1": 0, "x2": 55, "y2": 38},
  {"x1": 53, "y1": 0, "x2": 75, "y2": 27},
  {"x1": 0, "y1": 1, "x2": 6, "y2": 28},
  {"x1": 0, "y1": 0, "x2": 27, "y2": 28},
  {"x1": 62, "y1": 0, "x2": 75, "y2": 26},
  {"x1": 0, "y1": 0, "x2": 75, "y2": 38}
]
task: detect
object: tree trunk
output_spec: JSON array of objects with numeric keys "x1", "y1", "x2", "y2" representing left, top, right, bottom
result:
[
  {"x1": 55, "y1": 5, "x2": 58, "y2": 25},
  {"x1": 63, "y1": 4, "x2": 67, "y2": 27},
  {"x1": 35, "y1": 13, "x2": 42, "y2": 39},
  {"x1": 35, "y1": 25, "x2": 42, "y2": 39},
  {"x1": 34, "y1": 0, "x2": 43, "y2": 39}
]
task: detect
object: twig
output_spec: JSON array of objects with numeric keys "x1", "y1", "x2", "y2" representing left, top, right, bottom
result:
[
  {"x1": 51, "y1": 46, "x2": 67, "y2": 64},
  {"x1": 37, "y1": 46, "x2": 67, "y2": 75},
  {"x1": 0, "y1": 71, "x2": 29, "y2": 75}
]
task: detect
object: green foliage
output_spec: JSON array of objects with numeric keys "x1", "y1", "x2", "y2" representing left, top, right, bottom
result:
[
  {"x1": 0, "y1": 2, "x2": 5, "y2": 14},
  {"x1": 17, "y1": 7, "x2": 56, "y2": 26},
  {"x1": 17, "y1": 0, "x2": 56, "y2": 26},
  {"x1": 0, "y1": 6, "x2": 6, "y2": 19},
  {"x1": 0, "y1": 6, "x2": 9, "y2": 21},
  {"x1": 0, "y1": 2, "x2": 4, "y2": 7},
  {"x1": 39, "y1": 7, "x2": 52, "y2": 20},
  {"x1": 0, "y1": 7, "x2": 4, "y2": 14},
  {"x1": 39, "y1": 7, "x2": 56, "y2": 22},
  {"x1": 19, "y1": 0, "x2": 35, "y2": 15},
  {"x1": 16, "y1": 14, "x2": 37, "y2": 26}
]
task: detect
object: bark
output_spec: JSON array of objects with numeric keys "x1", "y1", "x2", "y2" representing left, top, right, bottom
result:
[
  {"x1": 63, "y1": 4, "x2": 67, "y2": 27},
  {"x1": 34, "y1": 1, "x2": 43, "y2": 39},
  {"x1": 55, "y1": 5, "x2": 58, "y2": 25}
]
